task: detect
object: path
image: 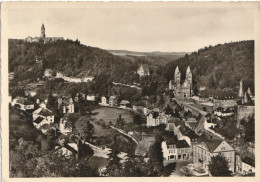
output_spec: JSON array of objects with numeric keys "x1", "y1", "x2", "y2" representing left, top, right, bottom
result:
[{"x1": 110, "y1": 126, "x2": 139, "y2": 144}]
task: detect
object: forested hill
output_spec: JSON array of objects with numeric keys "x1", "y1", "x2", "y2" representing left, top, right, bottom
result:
[
  {"x1": 8, "y1": 39, "x2": 158, "y2": 84},
  {"x1": 163, "y1": 40, "x2": 254, "y2": 93}
]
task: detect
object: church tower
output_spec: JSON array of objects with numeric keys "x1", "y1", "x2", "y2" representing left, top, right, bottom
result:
[
  {"x1": 41, "y1": 23, "x2": 46, "y2": 38},
  {"x1": 186, "y1": 66, "x2": 192, "y2": 84},
  {"x1": 174, "y1": 66, "x2": 181, "y2": 86},
  {"x1": 238, "y1": 79, "x2": 244, "y2": 98}
]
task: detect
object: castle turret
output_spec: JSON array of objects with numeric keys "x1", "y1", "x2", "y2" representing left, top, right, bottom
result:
[
  {"x1": 238, "y1": 79, "x2": 244, "y2": 98},
  {"x1": 247, "y1": 87, "x2": 253, "y2": 97},
  {"x1": 41, "y1": 23, "x2": 46, "y2": 38},
  {"x1": 174, "y1": 66, "x2": 181, "y2": 85}
]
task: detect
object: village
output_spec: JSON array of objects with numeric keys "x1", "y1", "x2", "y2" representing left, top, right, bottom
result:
[{"x1": 9, "y1": 54, "x2": 255, "y2": 176}]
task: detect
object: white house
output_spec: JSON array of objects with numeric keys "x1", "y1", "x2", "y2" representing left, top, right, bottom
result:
[
  {"x1": 11, "y1": 97, "x2": 34, "y2": 111},
  {"x1": 82, "y1": 76, "x2": 94, "y2": 82},
  {"x1": 33, "y1": 104, "x2": 54, "y2": 124},
  {"x1": 120, "y1": 100, "x2": 130, "y2": 108},
  {"x1": 25, "y1": 90, "x2": 37, "y2": 97},
  {"x1": 55, "y1": 143, "x2": 78, "y2": 159},
  {"x1": 87, "y1": 95, "x2": 96, "y2": 101},
  {"x1": 147, "y1": 111, "x2": 168, "y2": 127},
  {"x1": 58, "y1": 97, "x2": 74, "y2": 113},
  {"x1": 109, "y1": 96, "x2": 117, "y2": 106},
  {"x1": 193, "y1": 133, "x2": 235, "y2": 173},
  {"x1": 162, "y1": 139, "x2": 191, "y2": 161},
  {"x1": 44, "y1": 69, "x2": 53, "y2": 77},
  {"x1": 236, "y1": 155, "x2": 255, "y2": 175},
  {"x1": 101, "y1": 96, "x2": 107, "y2": 105},
  {"x1": 137, "y1": 64, "x2": 150, "y2": 77}
]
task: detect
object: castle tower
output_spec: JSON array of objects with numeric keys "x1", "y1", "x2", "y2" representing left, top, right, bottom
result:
[
  {"x1": 174, "y1": 66, "x2": 181, "y2": 86},
  {"x1": 238, "y1": 79, "x2": 244, "y2": 98},
  {"x1": 247, "y1": 87, "x2": 253, "y2": 97},
  {"x1": 41, "y1": 23, "x2": 46, "y2": 38},
  {"x1": 186, "y1": 66, "x2": 192, "y2": 84}
]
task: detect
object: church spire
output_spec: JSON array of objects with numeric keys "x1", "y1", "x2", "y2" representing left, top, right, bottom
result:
[{"x1": 238, "y1": 79, "x2": 244, "y2": 98}]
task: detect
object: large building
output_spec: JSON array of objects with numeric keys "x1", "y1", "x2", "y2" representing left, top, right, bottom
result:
[
  {"x1": 25, "y1": 24, "x2": 64, "y2": 43},
  {"x1": 169, "y1": 66, "x2": 193, "y2": 99},
  {"x1": 192, "y1": 133, "x2": 235, "y2": 173},
  {"x1": 146, "y1": 111, "x2": 168, "y2": 127}
]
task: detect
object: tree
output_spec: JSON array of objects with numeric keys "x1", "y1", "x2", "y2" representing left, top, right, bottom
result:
[
  {"x1": 208, "y1": 154, "x2": 232, "y2": 176},
  {"x1": 75, "y1": 117, "x2": 95, "y2": 142}
]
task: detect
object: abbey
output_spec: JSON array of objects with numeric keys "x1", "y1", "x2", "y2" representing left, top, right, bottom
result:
[
  {"x1": 169, "y1": 66, "x2": 193, "y2": 99},
  {"x1": 25, "y1": 24, "x2": 64, "y2": 43}
]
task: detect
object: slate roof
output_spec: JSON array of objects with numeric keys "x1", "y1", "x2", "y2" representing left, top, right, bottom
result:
[
  {"x1": 34, "y1": 117, "x2": 46, "y2": 124},
  {"x1": 141, "y1": 64, "x2": 150, "y2": 72},
  {"x1": 176, "y1": 140, "x2": 190, "y2": 148},
  {"x1": 148, "y1": 111, "x2": 160, "y2": 118},
  {"x1": 197, "y1": 132, "x2": 224, "y2": 152},
  {"x1": 242, "y1": 157, "x2": 255, "y2": 167},
  {"x1": 38, "y1": 108, "x2": 53, "y2": 116},
  {"x1": 199, "y1": 89, "x2": 236, "y2": 100}
]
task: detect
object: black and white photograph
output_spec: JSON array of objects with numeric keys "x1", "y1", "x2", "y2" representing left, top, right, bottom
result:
[{"x1": 1, "y1": 2, "x2": 260, "y2": 179}]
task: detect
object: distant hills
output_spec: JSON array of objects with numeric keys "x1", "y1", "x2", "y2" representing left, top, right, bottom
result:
[
  {"x1": 108, "y1": 50, "x2": 187, "y2": 66},
  {"x1": 163, "y1": 40, "x2": 254, "y2": 94}
]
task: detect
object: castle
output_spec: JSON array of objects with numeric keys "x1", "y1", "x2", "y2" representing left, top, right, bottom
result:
[
  {"x1": 25, "y1": 24, "x2": 64, "y2": 43},
  {"x1": 169, "y1": 66, "x2": 193, "y2": 99}
]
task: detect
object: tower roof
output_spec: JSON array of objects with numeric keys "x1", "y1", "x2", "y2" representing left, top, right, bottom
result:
[
  {"x1": 175, "y1": 66, "x2": 180, "y2": 74},
  {"x1": 186, "y1": 66, "x2": 191, "y2": 73}
]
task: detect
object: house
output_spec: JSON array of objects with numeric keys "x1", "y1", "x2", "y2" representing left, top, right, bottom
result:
[
  {"x1": 185, "y1": 118, "x2": 197, "y2": 130},
  {"x1": 137, "y1": 64, "x2": 150, "y2": 76},
  {"x1": 162, "y1": 139, "x2": 191, "y2": 161},
  {"x1": 33, "y1": 117, "x2": 50, "y2": 130},
  {"x1": 25, "y1": 90, "x2": 37, "y2": 97},
  {"x1": 120, "y1": 100, "x2": 130, "y2": 108},
  {"x1": 56, "y1": 72, "x2": 64, "y2": 78},
  {"x1": 192, "y1": 132, "x2": 235, "y2": 173},
  {"x1": 146, "y1": 111, "x2": 168, "y2": 127},
  {"x1": 165, "y1": 117, "x2": 181, "y2": 131},
  {"x1": 236, "y1": 155, "x2": 255, "y2": 175},
  {"x1": 33, "y1": 104, "x2": 54, "y2": 124},
  {"x1": 55, "y1": 142, "x2": 78, "y2": 159},
  {"x1": 213, "y1": 107, "x2": 234, "y2": 117},
  {"x1": 86, "y1": 95, "x2": 96, "y2": 101},
  {"x1": 82, "y1": 76, "x2": 94, "y2": 82},
  {"x1": 59, "y1": 115, "x2": 73, "y2": 135},
  {"x1": 9, "y1": 72, "x2": 14, "y2": 80},
  {"x1": 58, "y1": 97, "x2": 74, "y2": 113},
  {"x1": 11, "y1": 97, "x2": 34, "y2": 111},
  {"x1": 109, "y1": 96, "x2": 117, "y2": 106},
  {"x1": 101, "y1": 96, "x2": 107, "y2": 105},
  {"x1": 44, "y1": 69, "x2": 53, "y2": 78}
]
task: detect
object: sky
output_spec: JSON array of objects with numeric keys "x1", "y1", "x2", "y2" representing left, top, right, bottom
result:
[{"x1": 7, "y1": 3, "x2": 256, "y2": 52}]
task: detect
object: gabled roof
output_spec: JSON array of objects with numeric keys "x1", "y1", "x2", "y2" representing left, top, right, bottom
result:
[
  {"x1": 120, "y1": 100, "x2": 130, "y2": 105},
  {"x1": 148, "y1": 111, "x2": 160, "y2": 118},
  {"x1": 242, "y1": 157, "x2": 255, "y2": 167},
  {"x1": 199, "y1": 89, "x2": 236, "y2": 100},
  {"x1": 187, "y1": 118, "x2": 197, "y2": 123},
  {"x1": 168, "y1": 117, "x2": 180, "y2": 123},
  {"x1": 176, "y1": 140, "x2": 190, "y2": 148},
  {"x1": 34, "y1": 117, "x2": 46, "y2": 124},
  {"x1": 197, "y1": 132, "x2": 224, "y2": 152},
  {"x1": 140, "y1": 64, "x2": 150, "y2": 72},
  {"x1": 38, "y1": 108, "x2": 53, "y2": 116}
]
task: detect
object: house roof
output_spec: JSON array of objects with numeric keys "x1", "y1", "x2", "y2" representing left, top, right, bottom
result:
[
  {"x1": 176, "y1": 140, "x2": 190, "y2": 148},
  {"x1": 168, "y1": 117, "x2": 181, "y2": 123},
  {"x1": 199, "y1": 89, "x2": 236, "y2": 100},
  {"x1": 141, "y1": 64, "x2": 150, "y2": 72},
  {"x1": 120, "y1": 100, "x2": 130, "y2": 105},
  {"x1": 38, "y1": 108, "x2": 53, "y2": 116},
  {"x1": 242, "y1": 157, "x2": 255, "y2": 167},
  {"x1": 187, "y1": 118, "x2": 197, "y2": 123},
  {"x1": 148, "y1": 111, "x2": 160, "y2": 118},
  {"x1": 197, "y1": 132, "x2": 224, "y2": 152},
  {"x1": 34, "y1": 117, "x2": 46, "y2": 124},
  {"x1": 16, "y1": 98, "x2": 34, "y2": 105}
]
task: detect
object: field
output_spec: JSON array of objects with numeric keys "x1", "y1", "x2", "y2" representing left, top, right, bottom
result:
[{"x1": 92, "y1": 107, "x2": 134, "y2": 124}]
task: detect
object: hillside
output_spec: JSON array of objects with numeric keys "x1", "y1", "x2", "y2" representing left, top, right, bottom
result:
[
  {"x1": 108, "y1": 50, "x2": 187, "y2": 66},
  {"x1": 163, "y1": 40, "x2": 254, "y2": 94},
  {"x1": 8, "y1": 39, "x2": 156, "y2": 85}
]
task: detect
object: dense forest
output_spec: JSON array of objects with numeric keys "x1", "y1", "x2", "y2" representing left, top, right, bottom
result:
[
  {"x1": 163, "y1": 40, "x2": 254, "y2": 93},
  {"x1": 8, "y1": 39, "x2": 159, "y2": 85}
]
